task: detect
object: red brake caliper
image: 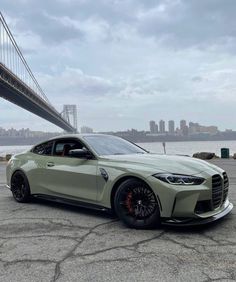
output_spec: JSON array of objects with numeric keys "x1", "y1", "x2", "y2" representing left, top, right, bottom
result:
[{"x1": 125, "y1": 192, "x2": 133, "y2": 214}]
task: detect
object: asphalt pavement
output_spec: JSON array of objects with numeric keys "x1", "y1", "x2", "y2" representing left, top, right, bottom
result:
[{"x1": 0, "y1": 159, "x2": 235, "y2": 282}]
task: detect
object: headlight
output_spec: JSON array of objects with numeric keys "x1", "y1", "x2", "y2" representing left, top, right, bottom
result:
[{"x1": 153, "y1": 173, "x2": 205, "y2": 185}]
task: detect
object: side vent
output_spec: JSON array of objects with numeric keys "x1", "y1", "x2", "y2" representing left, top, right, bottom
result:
[{"x1": 100, "y1": 168, "x2": 109, "y2": 182}]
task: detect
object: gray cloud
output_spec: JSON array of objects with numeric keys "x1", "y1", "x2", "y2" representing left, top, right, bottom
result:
[
  {"x1": 38, "y1": 67, "x2": 116, "y2": 98},
  {"x1": 137, "y1": 0, "x2": 236, "y2": 49},
  {"x1": 3, "y1": 0, "x2": 236, "y2": 49}
]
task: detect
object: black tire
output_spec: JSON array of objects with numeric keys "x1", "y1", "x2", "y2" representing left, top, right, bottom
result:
[
  {"x1": 11, "y1": 171, "x2": 31, "y2": 203},
  {"x1": 114, "y1": 178, "x2": 160, "y2": 229}
]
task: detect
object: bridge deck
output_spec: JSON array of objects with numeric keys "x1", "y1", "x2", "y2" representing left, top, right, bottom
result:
[
  {"x1": 0, "y1": 63, "x2": 75, "y2": 132},
  {"x1": 0, "y1": 13, "x2": 76, "y2": 132}
]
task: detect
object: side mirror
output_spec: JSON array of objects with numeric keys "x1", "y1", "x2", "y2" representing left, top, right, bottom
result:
[{"x1": 69, "y1": 147, "x2": 92, "y2": 159}]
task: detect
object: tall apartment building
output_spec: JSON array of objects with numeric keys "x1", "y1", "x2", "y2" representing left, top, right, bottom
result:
[
  {"x1": 149, "y1": 120, "x2": 158, "y2": 134},
  {"x1": 168, "y1": 120, "x2": 175, "y2": 134},
  {"x1": 149, "y1": 120, "x2": 155, "y2": 134},
  {"x1": 180, "y1": 120, "x2": 187, "y2": 131},
  {"x1": 159, "y1": 120, "x2": 165, "y2": 134}
]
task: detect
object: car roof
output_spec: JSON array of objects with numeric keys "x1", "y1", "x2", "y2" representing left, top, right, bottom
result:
[
  {"x1": 47, "y1": 133, "x2": 114, "y2": 141},
  {"x1": 30, "y1": 134, "x2": 118, "y2": 150}
]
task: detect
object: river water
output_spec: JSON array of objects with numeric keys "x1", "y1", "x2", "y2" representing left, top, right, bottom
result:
[
  {"x1": 0, "y1": 145, "x2": 31, "y2": 157},
  {"x1": 1, "y1": 140, "x2": 236, "y2": 157},
  {"x1": 138, "y1": 140, "x2": 236, "y2": 156}
]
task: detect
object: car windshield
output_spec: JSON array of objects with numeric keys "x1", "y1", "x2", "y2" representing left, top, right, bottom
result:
[{"x1": 84, "y1": 135, "x2": 147, "y2": 156}]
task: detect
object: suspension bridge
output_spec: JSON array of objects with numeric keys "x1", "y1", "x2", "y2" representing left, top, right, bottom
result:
[{"x1": 0, "y1": 12, "x2": 76, "y2": 132}]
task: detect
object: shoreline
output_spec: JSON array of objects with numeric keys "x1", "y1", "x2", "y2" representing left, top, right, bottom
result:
[{"x1": 1, "y1": 136, "x2": 236, "y2": 146}]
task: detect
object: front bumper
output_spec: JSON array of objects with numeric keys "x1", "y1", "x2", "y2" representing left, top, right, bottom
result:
[
  {"x1": 162, "y1": 201, "x2": 233, "y2": 226},
  {"x1": 147, "y1": 169, "x2": 232, "y2": 219}
]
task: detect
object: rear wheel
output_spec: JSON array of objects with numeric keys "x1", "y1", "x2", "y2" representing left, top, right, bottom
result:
[
  {"x1": 114, "y1": 179, "x2": 160, "y2": 229},
  {"x1": 11, "y1": 171, "x2": 31, "y2": 203}
]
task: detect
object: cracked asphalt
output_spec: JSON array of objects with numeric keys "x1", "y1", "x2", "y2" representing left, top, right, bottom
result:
[{"x1": 0, "y1": 159, "x2": 235, "y2": 282}]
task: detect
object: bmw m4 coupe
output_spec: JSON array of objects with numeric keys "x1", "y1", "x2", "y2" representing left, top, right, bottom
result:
[{"x1": 6, "y1": 134, "x2": 233, "y2": 229}]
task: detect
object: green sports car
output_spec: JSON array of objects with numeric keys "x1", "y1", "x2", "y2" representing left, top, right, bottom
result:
[{"x1": 6, "y1": 134, "x2": 233, "y2": 229}]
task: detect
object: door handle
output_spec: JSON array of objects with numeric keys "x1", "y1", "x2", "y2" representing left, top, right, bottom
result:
[{"x1": 47, "y1": 162, "x2": 55, "y2": 167}]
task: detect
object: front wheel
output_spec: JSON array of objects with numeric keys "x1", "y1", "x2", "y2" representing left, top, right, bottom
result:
[
  {"x1": 11, "y1": 171, "x2": 31, "y2": 203},
  {"x1": 114, "y1": 179, "x2": 160, "y2": 229}
]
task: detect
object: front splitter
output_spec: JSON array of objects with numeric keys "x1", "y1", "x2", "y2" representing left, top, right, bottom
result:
[{"x1": 162, "y1": 202, "x2": 233, "y2": 227}]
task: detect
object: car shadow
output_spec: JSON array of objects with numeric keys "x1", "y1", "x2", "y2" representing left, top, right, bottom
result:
[
  {"x1": 7, "y1": 195, "x2": 232, "y2": 232},
  {"x1": 31, "y1": 197, "x2": 116, "y2": 220},
  {"x1": 32, "y1": 197, "x2": 233, "y2": 233}
]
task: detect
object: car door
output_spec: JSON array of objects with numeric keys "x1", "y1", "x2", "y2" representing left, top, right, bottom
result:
[
  {"x1": 42, "y1": 138, "x2": 98, "y2": 202},
  {"x1": 27, "y1": 140, "x2": 55, "y2": 194}
]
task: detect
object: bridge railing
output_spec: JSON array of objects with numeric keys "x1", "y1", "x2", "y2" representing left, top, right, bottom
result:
[{"x1": 0, "y1": 12, "x2": 53, "y2": 107}]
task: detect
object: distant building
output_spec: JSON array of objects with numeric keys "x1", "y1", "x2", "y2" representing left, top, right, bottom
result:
[
  {"x1": 199, "y1": 125, "x2": 218, "y2": 134},
  {"x1": 182, "y1": 125, "x2": 189, "y2": 136},
  {"x1": 180, "y1": 120, "x2": 187, "y2": 132},
  {"x1": 176, "y1": 127, "x2": 181, "y2": 135},
  {"x1": 159, "y1": 120, "x2": 165, "y2": 134},
  {"x1": 188, "y1": 122, "x2": 218, "y2": 135},
  {"x1": 154, "y1": 123, "x2": 158, "y2": 134},
  {"x1": 168, "y1": 120, "x2": 175, "y2": 134},
  {"x1": 81, "y1": 126, "x2": 93, "y2": 134},
  {"x1": 149, "y1": 120, "x2": 156, "y2": 134},
  {"x1": 207, "y1": 126, "x2": 218, "y2": 134},
  {"x1": 149, "y1": 120, "x2": 158, "y2": 134},
  {"x1": 189, "y1": 122, "x2": 200, "y2": 134}
]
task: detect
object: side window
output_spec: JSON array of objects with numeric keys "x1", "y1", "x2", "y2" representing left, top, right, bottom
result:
[
  {"x1": 32, "y1": 141, "x2": 53, "y2": 156},
  {"x1": 53, "y1": 139, "x2": 84, "y2": 157}
]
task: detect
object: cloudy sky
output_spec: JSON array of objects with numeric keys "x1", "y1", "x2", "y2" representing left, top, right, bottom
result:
[{"x1": 1, "y1": 0, "x2": 236, "y2": 132}]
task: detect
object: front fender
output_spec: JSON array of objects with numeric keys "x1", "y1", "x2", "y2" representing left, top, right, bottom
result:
[{"x1": 96, "y1": 164, "x2": 154, "y2": 208}]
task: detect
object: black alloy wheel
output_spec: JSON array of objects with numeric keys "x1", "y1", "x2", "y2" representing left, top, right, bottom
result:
[
  {"x1": 114, "y1": 179, "x2": 160, "y2": 229},
  {"x1": 11, "y1": 171, "x2": 31, "y2": 203}
]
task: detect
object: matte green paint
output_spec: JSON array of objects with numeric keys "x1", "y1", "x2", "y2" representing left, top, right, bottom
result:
[{"x1": 6, "y1": 134, "x2": 233, "y2": 220}]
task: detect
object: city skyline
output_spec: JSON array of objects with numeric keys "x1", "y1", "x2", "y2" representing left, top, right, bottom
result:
[
  {"x1": 1, "y1": 1, "x2": 236, "y2": 132},
  {"x1": 0, "y1": 118, "x2": 231, "y2": 136},
  {"x1": 149, "y1": 119, "x2": 219, "y2": 136}
]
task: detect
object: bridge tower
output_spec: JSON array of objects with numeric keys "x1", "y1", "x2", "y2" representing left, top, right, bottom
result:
[{"x1": 62, "y1": 105, "x2": 78, "y2": 132}]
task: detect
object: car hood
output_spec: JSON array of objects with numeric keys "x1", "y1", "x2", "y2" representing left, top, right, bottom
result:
[{"x1": 100, "y1": 153, "x2": 218, "y2": 175}]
